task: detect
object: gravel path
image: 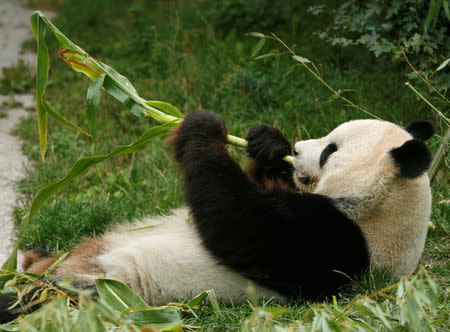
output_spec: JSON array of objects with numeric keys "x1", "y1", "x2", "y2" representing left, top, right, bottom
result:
[
  {"x1": 0, "y1": 0, "x2": 53, "y2": 267},
  {"x1": 0, "y1": 96, "x2": 32, "y2": 267}
]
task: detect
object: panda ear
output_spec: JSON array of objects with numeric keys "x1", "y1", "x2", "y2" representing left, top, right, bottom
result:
[
  {"x1": 405, "y1": 120, "x2": 434, "y2": 141},
  {"x1": 390, "y1": 139, "x2": 432, "y2": 179}
]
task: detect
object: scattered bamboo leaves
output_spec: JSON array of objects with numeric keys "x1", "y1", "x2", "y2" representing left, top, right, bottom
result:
[{"x1": 240, "y1": 269, "x2": 443, "y2": 331}]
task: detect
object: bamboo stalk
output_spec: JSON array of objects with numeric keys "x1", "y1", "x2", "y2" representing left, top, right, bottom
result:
[{"x1": 428, "y1": 126, "x2": 450, "y2": 184}]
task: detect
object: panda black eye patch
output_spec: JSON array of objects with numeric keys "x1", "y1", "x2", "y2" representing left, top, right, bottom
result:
[{"x1": 319, "y1": 142, "x2": 338, "y2": 168}]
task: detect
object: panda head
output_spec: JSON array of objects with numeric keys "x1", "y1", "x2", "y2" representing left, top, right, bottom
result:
[
  {"x1": 293, "y1": 119, "x2": 434, "y2": 275},
  {"x1": 292, "y1": 119, "x2": 434, "y2": 221}
]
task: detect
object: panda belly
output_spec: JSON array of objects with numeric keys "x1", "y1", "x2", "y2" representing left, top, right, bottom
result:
[{"x1": 95, "y1": 209, "x2": 285, "y2": 305}]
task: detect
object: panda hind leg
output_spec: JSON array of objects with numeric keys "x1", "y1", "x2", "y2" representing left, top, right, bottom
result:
[
  {"x1": 1, "y1": 242, "x2": 102, "y2": 324},
  {"x1": 22, "y1": 238, "x2": 105, "y2": 277},
  {"x1": 22, "y1": 248, "x2": 57, "y2": 275}
]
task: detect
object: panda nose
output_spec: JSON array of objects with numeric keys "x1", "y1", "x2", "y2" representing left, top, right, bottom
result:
[
  {"x1": 299, "y1": 176, "x2": 311, "y2": 184},
  {"x1": 294, "y1": 149, "x2": 299, "y2": 156}
]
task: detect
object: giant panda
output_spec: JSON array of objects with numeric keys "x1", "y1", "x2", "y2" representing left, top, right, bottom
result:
[{"x1": 2, "y1": 110, "x2": 434, "y2": 320}]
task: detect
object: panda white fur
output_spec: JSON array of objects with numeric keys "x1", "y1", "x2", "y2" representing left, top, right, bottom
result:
[{"x1": 18, "y1": 112, "x2": 434, "y2": 307}]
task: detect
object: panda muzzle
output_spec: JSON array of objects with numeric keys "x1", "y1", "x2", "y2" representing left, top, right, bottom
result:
[{"x1": 299, "y1": 175, "x2": 312, "y2": 185}]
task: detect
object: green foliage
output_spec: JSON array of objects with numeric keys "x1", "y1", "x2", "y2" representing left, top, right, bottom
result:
[
  {"x1": 309, "y1": 0, "x2": 450, "y2": 91},
  {"x1": 425, "y1": 0, "x2": 450, "y2": 32},
  {"x1": 0, "y1": 60, "x2": 34, "y2": 94},
  {"x1": 227, "y1": 68, "x2": 277, "y2": 108},
  {"x1": 208, "y1": 0, "x2": 302, "y2": 34}
]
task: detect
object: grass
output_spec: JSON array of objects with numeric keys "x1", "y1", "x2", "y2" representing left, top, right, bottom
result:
[
  {"x1": 0, "y1": 99, "x2": 26, "y2": 118},
  {"x1": 3, "y1": 0, "x2": 449, "y2": 330},
  {"x1": 0, "y1": 60, "x2": 34, "y2": 94}
]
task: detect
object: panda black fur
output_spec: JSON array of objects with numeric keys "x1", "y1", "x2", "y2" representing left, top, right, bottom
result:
[{"x1": 1, "y1": 111, "x2": 434, "y2": 321}]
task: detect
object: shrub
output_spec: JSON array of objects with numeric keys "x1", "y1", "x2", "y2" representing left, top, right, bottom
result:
[
  {"x1": 309, "y1": 0, "x2": 450, "y2": 92},
  {"x1": 208, "y1": 0, "x2": 302, "y2": 34}
]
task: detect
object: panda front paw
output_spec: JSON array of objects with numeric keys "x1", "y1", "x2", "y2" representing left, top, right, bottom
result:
[
  {"x1": 171, "y1": 110, "x2": 228, "y2": 163},
  {"x1": 246, "y1": 124, "x2": 291, "y2": 162}
]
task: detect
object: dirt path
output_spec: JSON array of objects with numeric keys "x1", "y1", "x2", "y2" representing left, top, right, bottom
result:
[
  {"x1": 0, "y1": 1, "x2": 53, "y2": 267},
  {"x1": 0, "y1": 96, "x2": 32, "y2": 267}
]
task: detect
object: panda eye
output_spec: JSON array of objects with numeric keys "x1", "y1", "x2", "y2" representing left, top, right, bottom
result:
[{"x1": 319, "y1": 142, "x2": 338, "y2": 168}]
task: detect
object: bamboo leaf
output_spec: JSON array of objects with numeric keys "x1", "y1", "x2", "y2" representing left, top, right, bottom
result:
[
  {"x1": 425, "y1": 0, "x2": 444, "y2": 32},
  {"x1": 102, "y1": 75, "x2": 131, "y2": 104},
  {"x1": 292, "y1": 55, "x2": 311, "y2": 63},
  {"x1": 127, "y1": 100, "x2": 147, "y2": 118},
  {"x1": 205, "y1": 290, "x2": 222, "y2": 316},
  {"x1": 145, "y1": 101, "x2": 183, "y2": 118},
  {"x1": 45, "y1": 102, "x2": 91, "y2": 137},
  {"x1": 86, "y1": 76, "x2": 105, "y2": 140},
  {"x1": 186, "y1": 291, "x2": 208, "y2": 307},
  {"x1": 96, "y1": 279, "x2": 182, "y2": 330},
  {"x1": 58, "y1": 49, "x2": 104, "y2": 80},
  {"x1": 443, "y1": 0, "x2": 450, "y2": 20},
  {"x1": 248, "y1": 32, "x2": 266, "y2": 38},
  {"x1": 1, "y1": 249, "x2": 18, "y2": 271},
  {"x1": 436, "y1": 57, "x2": 450, "y2": 71},
  {"x1": 361, "y1": 300, "x2": 391, "y2": 329},
  {"x1": 0, "y1": 275, "x2": 15, "y2": 289},
  {"x1": 101, "y1": 62, "x2": 139, "y2": 96},
  {"x1": 252, "y1": 38, "x2": 266, "y2": 57},
  {"x1": 126, "y1": 308, "x2": 182, "y2": 330},
  {"x1": 35, "y1": 11, "x2": 81, "y2": 53},
  {"x1": 34, "y1": 12, "x2": 184, "y2": 124},
  {"x1": 30, "y1": 12, "x2": 49, "y2": 161},
  {"x1": 254, "y1": 53, "x2": 277, "y2": 60},
  {"x1": 96, "y1": 278, "x2": 149, "y2": 310}
]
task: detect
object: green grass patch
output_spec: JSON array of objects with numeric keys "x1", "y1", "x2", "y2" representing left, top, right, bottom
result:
[{"x1": 0, "y1": 60, "x2": 34, "y2": 94}]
